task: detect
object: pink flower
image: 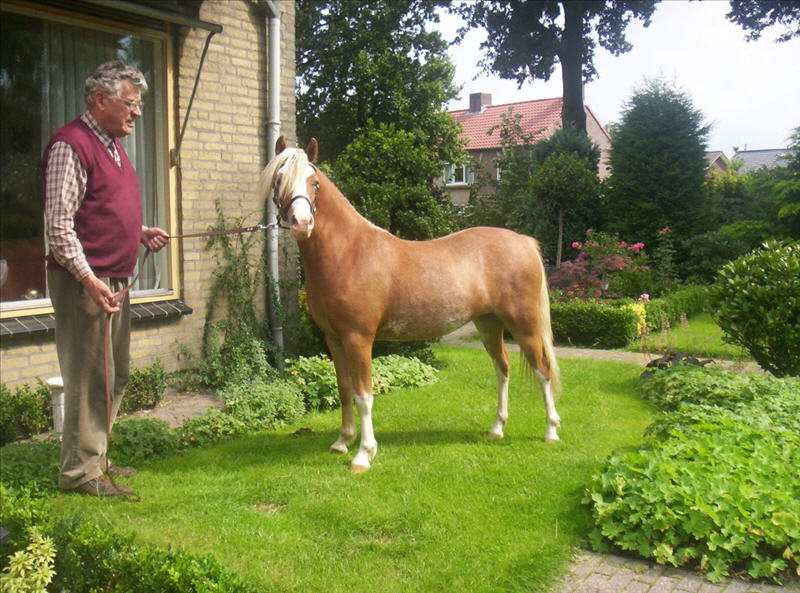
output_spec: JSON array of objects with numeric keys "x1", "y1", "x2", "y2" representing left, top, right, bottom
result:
[
  {"x1": 571, "y1": 241, "x2": 582, "y2": 249},
  {"x1": 639, "y1": 293, "x2": 650, "y2": 302},
  {"x1": 658, "y1": 226, "x2": 671, "y2": 235}
]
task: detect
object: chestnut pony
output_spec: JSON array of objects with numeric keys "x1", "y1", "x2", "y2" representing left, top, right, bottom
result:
[{"x1": 261, "y1": 137, "x2": 561, "y2": 472}]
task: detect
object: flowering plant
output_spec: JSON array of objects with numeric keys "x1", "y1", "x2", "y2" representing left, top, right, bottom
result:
[{"x1": 551, "y1": 230, "x2": 650, "y2": 300}]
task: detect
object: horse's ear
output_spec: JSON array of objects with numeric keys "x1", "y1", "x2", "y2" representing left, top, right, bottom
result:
[
  {"x1": 305, "y1": 138, "x2": 318, "y2": 163},
  {"x1": 275, "y1": 135, "x2": 286, "y2": 154}
]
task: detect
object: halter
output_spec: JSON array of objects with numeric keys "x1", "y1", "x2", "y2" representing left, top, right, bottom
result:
[{"x1": 272, "y1": 164, "x2": 319, "y2": 227}]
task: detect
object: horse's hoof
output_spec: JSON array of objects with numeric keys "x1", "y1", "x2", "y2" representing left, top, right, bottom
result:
[
  {"x1": 351, "y1": 464, "x2": 370, "y2": 474},
  {"x1": 329, "y1": 442, "x2": 348, "y2": 454},
  {"x1": 488, "y1": 431, "x2": 504, "y2": 440},
  {"x1": 544, "y1": 435, "x2": 560, "y2": 443}
]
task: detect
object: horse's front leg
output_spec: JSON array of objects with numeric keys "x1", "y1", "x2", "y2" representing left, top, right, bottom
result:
[
  {"x1": 326, "y1": 337, "x2": 356, "y2": 454},
  {"x1": 343, "y1": 336, "x2": 378, "y2": 473}
]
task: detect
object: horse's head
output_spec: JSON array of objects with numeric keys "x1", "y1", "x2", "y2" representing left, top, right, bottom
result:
[{"x1": 261, "y1": 136, "x2": 320, "y2": 240}]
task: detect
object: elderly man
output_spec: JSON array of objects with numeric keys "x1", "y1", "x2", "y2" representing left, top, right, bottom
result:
[{"x1": 44, "y1": 60, "x2": 169, "y2": 497}]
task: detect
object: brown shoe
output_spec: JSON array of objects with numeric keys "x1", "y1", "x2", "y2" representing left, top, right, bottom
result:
[
  {"x1": 107, "y1": 463, "x2": 137, "y2": 477},
  {"x1": 69, "y1": 475, "x2": 134, "y2": 497}
]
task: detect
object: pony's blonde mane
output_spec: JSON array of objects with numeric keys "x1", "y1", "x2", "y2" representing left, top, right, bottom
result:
[{"x1": 259, "y1": 148, "x2": 310, "y2": 203}]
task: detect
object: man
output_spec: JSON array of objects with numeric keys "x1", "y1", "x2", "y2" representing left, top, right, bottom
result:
[{"x1": 44, "y1": 61, "x2": 169, "y2": 497}]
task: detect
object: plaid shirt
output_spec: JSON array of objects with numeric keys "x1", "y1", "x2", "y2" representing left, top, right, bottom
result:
[{"x1": 44, "y1": 112, "x2": 122, "y2": 281}]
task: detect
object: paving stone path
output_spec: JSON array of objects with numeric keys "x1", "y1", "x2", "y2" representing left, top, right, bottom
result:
[{"x1": 552, "y1": 551, "x2": 799, "y2": 593}]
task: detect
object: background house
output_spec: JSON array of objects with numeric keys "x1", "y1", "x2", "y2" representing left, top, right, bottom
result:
[
  {"x1": 705, "y1": 151, "x2": 730, "y2": 175},
  {"x1": 0, "y1": 0, "x2": 297, "y2": 387},
  {"x1": 732, "y1": 148, "x2": 796, "y2": 172},
  {"x1": 444, "y1": 93, "x2": 611, "y2": 205}
]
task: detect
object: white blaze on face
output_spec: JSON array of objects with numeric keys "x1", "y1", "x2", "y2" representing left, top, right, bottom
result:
[{"x1": 286, "y1": 163, "x2": 316, "y2": 240}]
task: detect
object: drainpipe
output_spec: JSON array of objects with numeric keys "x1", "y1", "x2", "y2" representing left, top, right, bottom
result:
[{"x1": 262, "y1": 0, "x2": 284, "y2": 369}]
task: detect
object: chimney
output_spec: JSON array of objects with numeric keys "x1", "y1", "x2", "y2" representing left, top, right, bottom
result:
[{"x1": 469, "y1": 92, "x2": 491, "y2": 114}]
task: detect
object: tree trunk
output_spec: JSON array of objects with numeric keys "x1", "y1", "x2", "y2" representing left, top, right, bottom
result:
[
  {"x1": 556, "y1": 204, "x2": 564, "y2": 268},
  {"x1": 560, "y1": 0, "x2": 587, "y2": 134}
]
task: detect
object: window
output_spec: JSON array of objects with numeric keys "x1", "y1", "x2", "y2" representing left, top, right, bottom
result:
[
  {"x1": 443, "y1": 163, "x2": 473, "y2": 186},
  {"x1": 0, "y1": 6, "x2": 170, "y2": 312}
]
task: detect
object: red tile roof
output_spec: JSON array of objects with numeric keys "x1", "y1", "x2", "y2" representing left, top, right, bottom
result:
[{"x1": 449, "y1": 97, "x2": 565, "y2": 150}]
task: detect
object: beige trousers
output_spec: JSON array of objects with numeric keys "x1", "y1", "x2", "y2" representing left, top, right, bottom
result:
[{"x1": 48, "y1": 268, "x2": 130, "y2": 490}]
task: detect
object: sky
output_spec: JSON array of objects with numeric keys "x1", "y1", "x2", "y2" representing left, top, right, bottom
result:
[{"x1": 436, "y1": 1, "x2": 800, "y2": 156}]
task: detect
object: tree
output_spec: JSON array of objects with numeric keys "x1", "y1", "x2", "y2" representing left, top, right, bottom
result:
[
  {"x1": 726, "y1": 0, "x2": 800, "y2": 42},
  {"x1": 455, "y1": 1, "x2": 658, "y2": 133},
  {"x1": 332, "y1": 122, "x2": 456, "y2": 240},
  {"x1": 296, "y1": 0, "x2": 462, "y2": 164},
  {"x1": 531, "y1": 151, "x2": 601, "y2": 267},
  {"x1": 604, "y1": 78, "x2": 711, "y2": 271}
]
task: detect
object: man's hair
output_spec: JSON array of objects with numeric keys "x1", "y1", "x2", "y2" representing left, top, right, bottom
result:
[{"x1": 84, "y1": 60, "x2": 148, "y2": 107}]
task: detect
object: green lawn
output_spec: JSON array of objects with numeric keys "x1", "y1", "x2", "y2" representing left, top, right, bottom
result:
[
  {"x1": 627, "y1": 312, "x2": 751, "y2": 360},
  {"x1": 53, "y1": 346, "x2": 653, "y2": 593}
]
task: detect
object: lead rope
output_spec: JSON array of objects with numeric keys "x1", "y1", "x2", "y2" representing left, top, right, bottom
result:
[{"x1": 102, "y1": 222, "x2": 272, "y2": 500}]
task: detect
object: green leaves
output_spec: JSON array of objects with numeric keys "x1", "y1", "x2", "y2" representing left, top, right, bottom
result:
[
  {"x1": 711, "y1": 241, "x2": 800, "y2": 377},
  {"x1": 585, "y1": 366, "x2": 800, "y2": 582}
]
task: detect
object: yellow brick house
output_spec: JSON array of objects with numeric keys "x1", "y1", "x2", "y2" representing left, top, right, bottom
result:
[{"x1": 0, "y1": 0, "x2": 298, "y2": 387}]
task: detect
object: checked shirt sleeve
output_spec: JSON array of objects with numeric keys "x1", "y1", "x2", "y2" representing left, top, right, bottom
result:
[{"x1": 44, "y1": 140, "x2": 92, "y2": 281}]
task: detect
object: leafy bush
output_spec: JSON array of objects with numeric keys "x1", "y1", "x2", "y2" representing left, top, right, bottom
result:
[
  {"x1": 50, "y1": 519, "x2": 257, "y2": 593},
  {"x1": 711, "y1": 241, "x2": 800, "y2": 376},
  {"x1": 0, "y1": 485, "x2": 52, "y2": 564},
  {"x1": 0, "y1": 527, "x2": 55, "y2": 593},
  {"x1": 586, "y1": 366, "x2": 800, "y2": 582},
  {"x1": 371, "y1": 355, "x2": 439, "y2": 392},
  {"x1": 0, "y1": 528, "x2": 55, "y2": 592},
  {"x1": 587, "y1": 421, "x2": 799, "y2": 582},
  {"x1": 178, "y1": 408, "x2": 248, "y2": 449},
  {"x1": 550, "y1": 300, "x2": 639, "y2": 348},
  {"x1": 286, "y1": 354, "x2": 439, "y2": 411},
  {"x1": 122, "y1": 359, "x2": 167, "y2": 412},
  {"x1": 0, "y1": 381, "x2": 51, "y2": 445},
  {"x1": 110, "y1": 417, "x2": 179, "y2": 466},
  {"x1": 219, "y1": 378, "x2": 305, "y2": 431},
  {"x1": 0, "y1": 439, "x2": 59, "y2": 492},
  {"x1": 286, "y1": 355, "x2": 339, "y2": 411}
]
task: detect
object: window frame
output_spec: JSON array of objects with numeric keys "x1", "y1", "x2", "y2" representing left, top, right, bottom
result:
[{"x1": 0, "y1": 0, "x2": 178, "y2": 319}]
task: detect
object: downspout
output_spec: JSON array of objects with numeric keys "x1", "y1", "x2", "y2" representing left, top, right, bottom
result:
[{"x1": 262, "y1": 0, "x2": 284, "y2": 369}]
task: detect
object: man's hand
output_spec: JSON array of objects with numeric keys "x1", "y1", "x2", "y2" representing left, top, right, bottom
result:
[
  {"x1": 141, "y1": 226, "x2": 170, "y2": 252},
  {"x1": 81, "y1": 273, "x2": 120, "y2": 314}
]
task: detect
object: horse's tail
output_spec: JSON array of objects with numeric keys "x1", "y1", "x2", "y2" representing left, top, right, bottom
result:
[{"x1": 537, "y1": 255, "x2": 561, "y2": 395}]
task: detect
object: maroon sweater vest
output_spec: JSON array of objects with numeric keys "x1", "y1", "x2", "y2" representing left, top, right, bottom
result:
[{"x1": 44, "y1": 118, "x2": 142, "y2": 278}]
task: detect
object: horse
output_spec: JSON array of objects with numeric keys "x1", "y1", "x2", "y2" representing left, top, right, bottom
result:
[{"x1": 260, "y1": 137, "x2": 561, "y2": 473}]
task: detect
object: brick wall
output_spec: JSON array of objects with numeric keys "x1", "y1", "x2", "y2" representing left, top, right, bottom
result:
[{"x1": 0, "y1": 0, "x2": 297, "y2": 387}]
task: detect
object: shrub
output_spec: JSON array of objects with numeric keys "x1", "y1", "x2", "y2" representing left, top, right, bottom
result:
[
  {"x1": 50, "y1": 519, "x2": 257, "y2": 593},
  {"x1": 285, "y1": 355, "x2": 339, "y2": 411},
  {"x1": 286, "y1": 354, "x2": 440, "y2": 411},
  {"x1": 643, "y1": 285, "x2": 709, "y2": 332},
  {"x1": 110, "y1": 417, "x2": 179, "y2": 466},
  {"x1": 711, "y1": 241, "x2": 800, "y2": 376},
  {"x1": 0, "y1": 381, "x2": 51, "y2": 445},
  {"x1": 122, "y1": 359, "x2": 167, "y2": 412},
  {"x1": 219, "y1": 378, "x2": 305, "y2": 430},
  {"x1": 0, "y1": 527, "x2": 55, "y2": 593},
  {"x1": 0, "y1": 439, "x2": 60, "y2": 492},
  {"x1": 550, "y1": 300, "x2": 639, "y2": 348},
  {"x1": 178, "y1": 408, "x2": 248, "y2": 449},
  {"x1": 586, "y1": 366, "x2": 800, "y2": 583},
  {"x1": 0, "y1": 485, "x2": 52, "y2": 564}
]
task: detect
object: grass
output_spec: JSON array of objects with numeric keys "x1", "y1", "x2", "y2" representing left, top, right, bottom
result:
[
  {"x1": 51, "y1": 346, "x2": 653, "y2": 593},
  {"x1": 627, "y1": 312, "x2": 751, "y2": 361}
]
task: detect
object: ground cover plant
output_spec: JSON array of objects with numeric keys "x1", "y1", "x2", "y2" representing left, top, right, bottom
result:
[
  {"x1": 585, "y1": 365, "x2": 800, "y2": 583},
  {"x1": 47, "y1": 347, "x2": 653, "y2": 593}
]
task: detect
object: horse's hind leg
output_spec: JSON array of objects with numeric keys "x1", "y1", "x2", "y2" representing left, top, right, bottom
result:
[
  {"x1": 516, "y1": 333, "x2": 561, "y2": 443},
  {"x1": 474, "y1": 316, "x2": 511, "y2": 439}
]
